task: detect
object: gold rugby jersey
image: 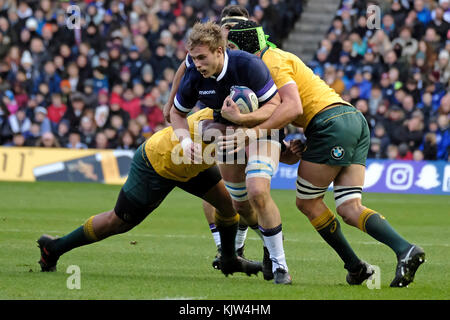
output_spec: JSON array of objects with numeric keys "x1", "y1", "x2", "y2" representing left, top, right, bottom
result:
[
  {"x1": 144, "y1": 108, "x2": 215, "y2": 182},
  {"x1": 261, "y1": 47, "x2": 352, "y2": 129}
]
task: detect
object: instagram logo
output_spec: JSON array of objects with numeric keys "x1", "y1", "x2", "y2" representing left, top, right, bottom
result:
[{"x1": 386, "y1": 164, "x2": 414, "y2": 191}]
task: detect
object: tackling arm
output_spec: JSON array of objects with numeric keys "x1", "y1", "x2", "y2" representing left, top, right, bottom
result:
[
  {"x1": 253, "y1": 82, "x2": 303, "y2": 136},
  {"x1": 221, "y1": 92, "x2": 281, "y2": 128}
]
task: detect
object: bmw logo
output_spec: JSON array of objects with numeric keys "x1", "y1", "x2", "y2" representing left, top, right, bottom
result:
[{"x1": 331, "y1": 146, "x2": 345, "y2": 160}]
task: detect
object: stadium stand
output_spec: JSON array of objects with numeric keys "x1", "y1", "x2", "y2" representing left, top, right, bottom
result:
[
  {"x1": 0, "y1": 0, "x2": 448, "y2": 161},
  {"x1": 0, "y1": 0, "x2": 303, "y2": 149},
  {"x1": 304, "y1": 0, "x2": 449, "y2": 161}
]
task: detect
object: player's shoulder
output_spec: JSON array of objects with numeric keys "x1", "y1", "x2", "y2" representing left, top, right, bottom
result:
[
  {"x1": 228, "y1": 49, "x2": 264, "y2": 67},
  {"x1": 265, "y1": 47, "x2": 301, "y2": 65}
]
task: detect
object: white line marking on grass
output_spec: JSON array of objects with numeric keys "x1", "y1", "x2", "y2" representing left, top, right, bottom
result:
[
  {"x1": 158, "y1": 296, "x2": 206, "y2": 300},
  {"x1": 4, "y1": 228, "x2": 450, "y2": 247}
]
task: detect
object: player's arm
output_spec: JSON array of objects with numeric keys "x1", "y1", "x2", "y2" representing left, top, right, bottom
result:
[
  {"x1": 221, "y1": 92, "x2": 281, "y2": 127},
  {"x1": 170, "y1": 105, "x2": 191, "y2": 142},
  {"x1": 163, "y1": 61, "x2": 187, "y2": 123},
  {"x1": 170, "y1": 74, "x2": 203, "y2": 160},
  {"x1": 218, "y1": 82, "x2": 302, "y2": 153},
  {"x1": 253, "y1": 82, "x2": 303, "y2": 135}
]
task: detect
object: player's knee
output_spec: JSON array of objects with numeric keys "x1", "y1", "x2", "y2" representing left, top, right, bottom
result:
[
  {"x1": 335, "y1": 199, "x2": 363, "y2": 227},
  {"x1": 231, "y1": 200, "x2": 251, "y2": 217},
  {"x1": 296, "y1": 197, "x2": 317, "y2": 217},
  {"x1": 111, "y1": 210, "x2": 136, "y2": 234},
  {"x1": 247, "y1": 183, "x2": 271, "y2": 210}
]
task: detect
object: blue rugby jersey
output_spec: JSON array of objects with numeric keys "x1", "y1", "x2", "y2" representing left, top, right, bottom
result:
[{"x1": 174, "y1": 50, "x2": 278, "y2": 115}]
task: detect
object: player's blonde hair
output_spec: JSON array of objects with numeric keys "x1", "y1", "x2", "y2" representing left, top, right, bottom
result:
[{"x1": 187, "y1": 21, "x2": 226, "y2": 53}]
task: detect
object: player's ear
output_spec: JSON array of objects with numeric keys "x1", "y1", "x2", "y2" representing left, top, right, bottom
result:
[{"x1": 216, "y1": 46, "x2": 224, "y2": 55}]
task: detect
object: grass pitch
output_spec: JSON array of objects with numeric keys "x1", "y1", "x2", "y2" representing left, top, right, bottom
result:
[{"x1": 0, "y1": 181, "x2": 449, "y2": 300}]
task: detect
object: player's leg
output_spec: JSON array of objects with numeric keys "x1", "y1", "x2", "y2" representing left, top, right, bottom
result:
[
  {"x1": 180, "y1": 166, "x2": 261, "y2": 276},
  {"x1": 37, "y1": 144, "x2": 173, "y2": 271},
  {"x1": 295, "y1": 104, "x2": 375, "y2": 284},
  {"x1": 334, "y1": 164, "x2": 425, "y2": 287},
  {"x1": 245, "y1": 137, "x2": 291, "y2": 284},
  {"x1": 295, "y1": 160, "x2": 370, "y2": 279},
  {"x1": 203, "y1": 200, "x2": 221, "y2": 250}
]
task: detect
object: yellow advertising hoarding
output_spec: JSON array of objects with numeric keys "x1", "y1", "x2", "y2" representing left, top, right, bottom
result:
[{"x1": 0, "y1": 147, "x2": 134, "y2": 185}]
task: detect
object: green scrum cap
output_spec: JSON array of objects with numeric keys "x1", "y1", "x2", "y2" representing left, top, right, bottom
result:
[{"x1": 228, "y1": 20, "x2": 276, "y2": 54}]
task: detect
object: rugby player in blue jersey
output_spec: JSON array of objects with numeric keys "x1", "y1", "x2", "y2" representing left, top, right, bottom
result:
[{"x1": 169, "y1": 21, "x2": 292, "y2": 284}]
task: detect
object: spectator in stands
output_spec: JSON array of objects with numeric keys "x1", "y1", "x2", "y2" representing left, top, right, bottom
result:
[
  {"x1": 121, "y1": 88, "x2": 141, "y2": 120},
  {"x1": 7, "y1": 107, "x2": 31, "y2": 135},
  {"x1": 34, "y1": 106, "x2": 51, "y2": 135},
  {"x1": 324, "y1": 64, "x2": 345, "y2": 95},
  {"x1": 435, "y1": 113, "x2": 450, "y2": 160},
  {"x1": 47, "y1": 92, "x2": 67, "y2": 130},
  {"x1": 386, "y1": 144, "x2": 399, "y2": 160},
  {"x1": 373, "y1": 123, "x2": 391, "y2": 157},
  {"x1": 421, "y1": 132, "x2": 438, "y2": 160},
  {"x1": 4, "y1": 132, "x2": 26, "y2": 147},
  {"x1": 36, "y1": 131, "x2": 60, "y2": 148},
  {"x1": 93, "y1": 131, "x2": 110, "y2": 149},
  {"x1": 397, "y1": 142, "x2": 413, "y2": 160},
  {"x1": 67, "y1": 131, "x2": 88, "y2": 149},
  {"x1": 55, "y1": 119, "x2": 70, "y2": 147},
  {"x1": 142, "y1": 92, "x2": 164, "y2": 132},
  {"x1": 394, "y1": 110, "x2": 425, "y2": 151},
  {"x1": 368, "y1": 137, "x2": 383, "y2": 159},
  {"x1": 414, "y1": 0, "x2": 432, "y2": 27},
  {"x1": 412, "y1": 149, "x2": 425, "y2": 161},
  {"x1": 63, "y1": 93, "x2": 85, "y2": 133},
  {"x1": 79, "y1": 116, "x2": 97, "y2": 148},
  {"x1": 117, "y1": 129, "x2": 137, "y2": 150}
]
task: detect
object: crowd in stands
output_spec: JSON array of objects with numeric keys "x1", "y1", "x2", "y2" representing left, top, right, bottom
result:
[
  {"x1": 0, "y1": 0, "x2": 302, "y2": 150},
  {"x1": 306, "y1": 0, "x2": 449, "y2": 161},
  {"x1": 0, "y1": 0, "x2": 448, "y2": 162}
]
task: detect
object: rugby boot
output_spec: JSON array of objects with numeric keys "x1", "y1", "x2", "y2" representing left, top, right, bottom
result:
[
  {"x1": 212, "y1": 246, "x2": 222, "y2": 270},
  {"x1": 37, "y1": 234, "x2": 60, "y2": 272},
  {"x1": 236, "y1": 245, "x2": 245, "y2": 258},
  {"x1": 390, "y1": 244, "x2": 426, "y2": 287},
  {"x1": 220, "y1": 255, "x2": 262, "y2": 277},
  {"x1": 262, "y1": 246, "x2": 274, "y2": 281},
  {"x1": 273, "y1": 268, "x2": 292, "y2": 285},
  {"x1": 212, "y1": 245, "x2": 246, "y2": 270},
  {"x1": 346, "y1": 260, "x2": 375, "y2": 285}
]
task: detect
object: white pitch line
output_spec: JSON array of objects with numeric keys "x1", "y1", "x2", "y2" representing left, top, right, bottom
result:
[
  {"x1": 3, "y1": 228, "x2": 450, "y2": 247},
  {"x1": 158, "y1": 296, "x2": 207, "y2": 300}
]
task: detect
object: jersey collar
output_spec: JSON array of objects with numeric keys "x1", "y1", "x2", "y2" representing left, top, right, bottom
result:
[
  {"x1": 259, "y1": 46, "x2": 270, "y2": 60},
  {"x1": 215, "y1": 50, "x2": 229, "y2": 82}
]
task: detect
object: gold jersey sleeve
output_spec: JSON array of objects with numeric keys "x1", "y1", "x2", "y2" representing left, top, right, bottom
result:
[
  {"x1": 262, "y1": 48, "x2": 352, "y2": 129},
  {"x1": 144, "y1": 108, "x2": 215, "y2": 182}
]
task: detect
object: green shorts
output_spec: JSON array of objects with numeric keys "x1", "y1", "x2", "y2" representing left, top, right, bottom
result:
[
  {"x1": 114, "y1": 143, "x2": 222, "y2": 224},
  {"x1": 302, "y1": 105, "x2": 370, "y2": 166}
]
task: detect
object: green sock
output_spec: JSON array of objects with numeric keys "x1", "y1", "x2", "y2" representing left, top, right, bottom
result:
[
  {"x1": 312, "y1": 209, "x2": 361, "y2": 271},
  {"x1": 49, "y1": 216, "x2": 99, "y2": 256},
  {"x1": 362, "y1": 211, "x2": 411, "y2": 256}
]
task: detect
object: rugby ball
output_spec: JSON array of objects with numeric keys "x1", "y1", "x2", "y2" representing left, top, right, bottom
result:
[{"x1": 229, "y1": 85, "x2": 259, "y2": 114}]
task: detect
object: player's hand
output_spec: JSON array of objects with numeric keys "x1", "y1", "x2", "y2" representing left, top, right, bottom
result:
[
  {"x1": 289, "y1": 139, "x2": 307, "y2": 158},
  {"x1": 217, "y1": 127, "x2": 250, "y2": 155},
  {"x1": 279, "y1": 139, "x2": 306, "y2": 165},
  {"x1": 221, "y1": 96, "x2": 243, "y2": 125},
  {"x1": 181, "y1": 138, "x2": 203, "y2": 163},
  {"x1": 163, "y1": 102, "x2": 172, "y2": 123}
]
